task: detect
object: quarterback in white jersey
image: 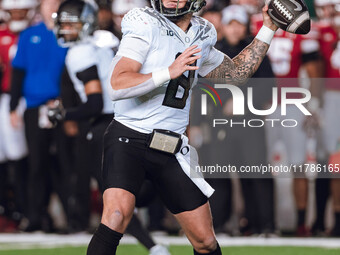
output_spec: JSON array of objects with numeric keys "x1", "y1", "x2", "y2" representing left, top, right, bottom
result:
[
  {"x1": 111, "y1": 7, "x2": 224, "y2": 134},
  {"x1": 87, "y1": 1, "x2": 278, "y2": 255}
]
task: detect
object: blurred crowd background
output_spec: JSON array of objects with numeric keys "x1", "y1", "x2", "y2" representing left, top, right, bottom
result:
[{"x1": 0, "y1": 0, "x2": 340, "y2": 240}]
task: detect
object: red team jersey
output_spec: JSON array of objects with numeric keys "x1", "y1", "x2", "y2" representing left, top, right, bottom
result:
[
  {"x1": 316, "y1": 21, "x2": 340, "y2": 90},
  {"x1": 251, "y1": 14, "x2": 320, "y2": 99},
  {"x1": 0, "y1": 24, "x2": 18, "y2": 93}
]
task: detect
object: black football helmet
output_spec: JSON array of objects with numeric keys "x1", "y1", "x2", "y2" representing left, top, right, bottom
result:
[
  {"x1": 54, "y1": 0, "x2": 98, "y2": 47},
  {"x1": 151, "y1": 0, "x2": 206, "y2": 18}
]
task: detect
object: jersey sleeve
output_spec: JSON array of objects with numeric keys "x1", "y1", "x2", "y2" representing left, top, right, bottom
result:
[
  {"x1": 199, "y1": 24, "x2": 224, "y2": 77},
  {"x1": 66, "y1": 44, "x2": 98, "y2": 79},
  {"x1": 116, "y1": 8, "x2": 153, "y2": 64}
]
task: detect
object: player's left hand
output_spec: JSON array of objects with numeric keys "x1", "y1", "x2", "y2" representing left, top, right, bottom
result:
[
  {"x1": 169, "y1": 45, "x2": 201, "y2": 79},
  {"x1": 262, "y1": 5, "x2": 279, "y2": 31}
]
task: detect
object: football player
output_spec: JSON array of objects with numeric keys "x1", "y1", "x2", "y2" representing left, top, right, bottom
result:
[
  {"x1": 50, "y1": 0, "x2": 116, "y2": 233},
  {"x1": 0, "y1": 0, "x2": 38, "y2": 232},
  {"x1": 86, "y1": 0, "x2": 278, "y2": 254},
  {"x1": 251, "y1": 3, "x2": 323, "y2": 237}
]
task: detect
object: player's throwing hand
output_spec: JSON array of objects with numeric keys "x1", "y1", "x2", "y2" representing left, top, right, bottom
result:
[{"x1": 262, "y1": 5, "x2": 279, "y2": 31}]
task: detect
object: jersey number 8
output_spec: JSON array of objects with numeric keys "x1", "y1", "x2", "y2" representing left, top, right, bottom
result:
[{"x1": 162, "y1": 53, "x2": 197, "y2": 109}]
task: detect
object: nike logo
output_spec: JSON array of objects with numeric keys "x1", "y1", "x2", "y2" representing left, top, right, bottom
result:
[{"x1": 290, "y1": 0, "x2": 302, "y2": 11}]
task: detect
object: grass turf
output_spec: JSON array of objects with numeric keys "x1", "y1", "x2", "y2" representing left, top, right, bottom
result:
[{"x1": 0, "y1": 245, "x2": 340, "y2": 255}]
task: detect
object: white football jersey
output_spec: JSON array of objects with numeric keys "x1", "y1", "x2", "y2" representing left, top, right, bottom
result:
[
  {"x1": 65, "y1": 39, "x2": 116, "y2": 114},
  {"x1": 112, "y1": 7, "x2": 224, "y2": 134}
]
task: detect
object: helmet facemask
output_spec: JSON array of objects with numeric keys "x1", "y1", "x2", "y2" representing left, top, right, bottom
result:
[
  {"x1": 55, "y1": 20, "x2": 83, "y2": 47},
  {"x1": 151, "y1": 0, "x2": 206, "y2": 21}
]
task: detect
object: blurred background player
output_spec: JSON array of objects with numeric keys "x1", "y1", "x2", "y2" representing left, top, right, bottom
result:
[
  {"x1": 0, "y1": 0, "x2": 38, "y2": 232},
  {"x1": 50, "y1": 0, "x2": 118, "y2": 233},
  {"x1": 313, "y1": 0, "x2": 340, "y2": 237},
  {"x1": 251, "y1": 0, "x2": 323, "y2": 237},
  {"x1": 306, "y1": 0, "x2": 337, "y2": 236},
  {"x1": 9, "y1": 0, "x2": 68, "y2": 232}
]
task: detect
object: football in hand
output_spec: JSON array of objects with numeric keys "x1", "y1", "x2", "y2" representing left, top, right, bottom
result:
[{"x1": 266, "y1": 0, "x2": 311, "y2": 34}]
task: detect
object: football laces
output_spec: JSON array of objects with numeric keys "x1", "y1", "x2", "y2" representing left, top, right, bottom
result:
[{"x1": 273, "y1": 0, "x2": 294, "y2": 21}]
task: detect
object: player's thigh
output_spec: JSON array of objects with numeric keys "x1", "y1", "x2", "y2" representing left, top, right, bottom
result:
[
  {"x1": 148, "y1": 152, "x2": 207, "y2": 215},
  {"x1": 101, "y1": 121, "x2": 148, "y2": 232},
  {"x1": 102, "y1": 120, "x2": 146, "y2": 197}
]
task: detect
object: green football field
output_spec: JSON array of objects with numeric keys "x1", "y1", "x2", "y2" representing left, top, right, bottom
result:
[{"x1": 0, "y1": 245, "x2": 340, "y2": 255}]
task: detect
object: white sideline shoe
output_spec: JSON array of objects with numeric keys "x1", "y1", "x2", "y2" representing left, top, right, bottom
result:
[{"x1": 149, "y1": 244, "x2": 171, "y2": 255}]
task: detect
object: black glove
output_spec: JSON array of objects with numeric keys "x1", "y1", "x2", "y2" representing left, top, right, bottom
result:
[{"x1": 47, "y1": 101, "x2": 65, "y2": 127}]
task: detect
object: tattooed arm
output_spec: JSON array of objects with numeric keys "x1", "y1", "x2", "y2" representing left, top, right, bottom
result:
[
  {"x1": 205, "y1": 5, "x2": 277, "y2": 85},
  {"x1": 205, "y1": 39, "x2": 270, "y2": 85}
]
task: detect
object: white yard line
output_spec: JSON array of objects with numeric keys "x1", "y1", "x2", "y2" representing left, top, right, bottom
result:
[{"x1": 0, "y1": 234, "x2": 339, "y2": 250}]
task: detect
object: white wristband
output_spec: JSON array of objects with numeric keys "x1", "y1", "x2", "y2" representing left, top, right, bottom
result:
[
  {"x1": 152, "y1": 68, "x2": 171, "y2": 87},
  {"x1": 255, "y1": 25, "x2": 275, "y2": 45}
]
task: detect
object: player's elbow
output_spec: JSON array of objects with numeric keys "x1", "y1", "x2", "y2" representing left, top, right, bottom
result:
[
  {"x1": 108, "y1": 86, "x2": 121, "y2": 101},
  {"x1": 110, "y1": 73, "x2": 123, "y2": 91},
  {"x1": 109, "y1": 70, "x2": 136, "y2": 101},
  {"x1": 109, "y1": 79, "x2": 125, "y2": 101}
]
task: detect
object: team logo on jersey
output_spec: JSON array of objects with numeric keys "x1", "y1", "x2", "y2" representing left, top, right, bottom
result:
[{"x1": 160, "y1": 28, "x2": 174, "y2": 37}]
